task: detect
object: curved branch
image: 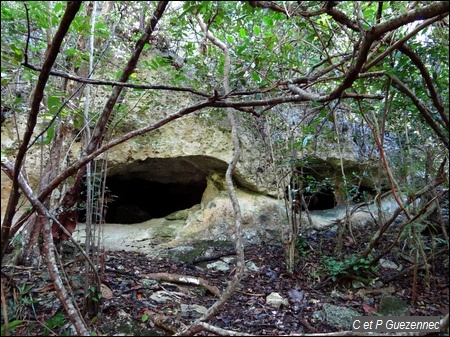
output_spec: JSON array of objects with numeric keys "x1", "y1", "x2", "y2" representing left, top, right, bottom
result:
[
  {"x1": 22, "y1": 63, "x2": 211, "y2": 98},
  {"x1": 177, "y1": 13, "x2": 246, "y2": 335},
  {"x1": 1, "y1": 160, "x2": 102, "y2": 297},
  {"x1": 1, "y1": 159, "x2": 90, "y2": 335},
  {"x1": 363, "y1": 15, "x2": 445, "y2": 72},
  {"x1": 143, "y1": 273, "x2": 221, "y2": 298},
  {"x1": 248, "y1": 1, "x2": 287, "y2": 15},
  {"x1": 41, "y1": 1, "x2": 170, "y2": 248},
  {"x1": 373, "y1": 1, "x2": 449, "y2": 37},
  {"x1": 248, "y1": 1, "x2": 448, "y2": 105},
  {"x1": 211, "y1": 92, "x2": 384, "y2": 107},
  {"x1": 87, "y1": 0, "x2": 169, "y2": 154},
  {"x1": 397, "y1": 44, "x2": 448, "y2": 131},
  {"x1": 326, "y1": 1, "x2": 448, "y2": 101},
  {"x1": 249, "y1": 1, "x2": 361, "y2": 32},
  {"x1": 356, "y1": 100, "x2": 412, "y2": 222},
  {"x1": 326, "y1": 7, "x2": 361, "y2": 32},
  {"x1": 389, "y1": 75, "x2": 449, "y2": 148}
]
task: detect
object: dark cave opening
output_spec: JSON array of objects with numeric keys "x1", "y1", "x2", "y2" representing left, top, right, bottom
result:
[
  {"x1": 286, "y1": 172, "x2": 337, "y2": 211},
  {"x1": 303, "y1": 187, "x2": 337, "y2": 210},
  {"x1": 103, "y1": 176, "x2": 207, "y2": 224},
  {"x1": 286, "y1": 186, "x2": 337, "y2": 211},
  {"x1": 77, "y1": 157, "x2": 225, "y2": 224}
]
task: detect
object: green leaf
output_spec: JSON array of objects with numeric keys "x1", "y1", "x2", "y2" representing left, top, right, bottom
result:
[
  {"x1": 53, "y1": 2, "x2": 63, "y2": 14},
  {"x1": 10, "y1": 44, "x2": 23, "y2": 62},
  {"x1": 363, "y1": 7, "x2": 376, "y2": 22},
  {"x1": 72, "y1": 17, "x2": 91, "y2": 34},
  {"x1": 2, "y1": 320, "x2": 25, "y2": 334},
  {"x1": 13, "y1": 96, "x2": 22, "y2": 105},
  {"x1": 142, "y1": 313, "x2": 149, "y2": 323},
  {"x1": 262, "y1": 16, "x2": 273, "y2": 28},
  {"x1": 36, "y1": 125, "x2": 55, "y2": 145},
  {"x1": 48, "y1": 94, "x2": 61, "y2": 115},
  {"x1": 66, "y1": 47, "x2": 77, "y2": 58},
  {"x1": 253, "y1": 25, "x2": 260, "y2": 35},
  {"x1": 302, "y1": 134, "x2": 313, "y2": 148},
  {"x1": 251, "y1": 72, "x2": 261, "y2": 83},
  {"x1": 45, "y1": 313, "x2": 65, "y2": 328},
  {"x1": 239, "y1": 28, "x2": 247, "y2": 38}
]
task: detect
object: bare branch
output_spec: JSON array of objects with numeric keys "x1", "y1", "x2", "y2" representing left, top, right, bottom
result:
[
  {"x1": 373, "y1": 1, "x2": 449, "y2": 37},
  {"x1": 363, "y1": 15, "x2": 446, "y2": 72},
  {"x1": 249, "y1": 1, "x2": 361, "y2": 32},
  {"x1": 22, "y1": 63, "x2": 211, "y2": 98},
  {"x1": 326, "y1": 7, "x2": 361, "y2": 32},
  {"x1": 389, "y1": 75, "x2": 449, "y2": 148},
  {"x1": 14, "y1": 99, "x2": 213, "y2": 226},
  {"x1": 87, "y1": 0, "x2": 170, "y2": 154},
  {"x1": 248, "y1": 1, "x2": 287, "y2": 15},
  {"x1": 176, "y1": 12, "x2": 247, "y2": 334},
  {"x1": 248, "y1": 2, "x2": 448, "y2": 107},
  {"x1": 1, "y1": 158, "x2": 90, "y2": 335},
  {"x1": 397, "y1": 44, "x2": 449, "y2": 131},
  {"x1": 143, "y1": 272, "x2": 221, "y2": 298},
  {"x1": 326, "y1": 1, "x2": 449, "y2": 101},
  {"x1": 1, "y1": 0, "x2": 82, "y2": 261}
]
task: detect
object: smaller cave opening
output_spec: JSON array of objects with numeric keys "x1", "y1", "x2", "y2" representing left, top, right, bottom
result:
[
  {"x1": 350, "y1": 185, "x2": 377, "y2": 203},
  {"x1": 103, "y1": 176, "x2": 207, "y2": 224},
  {"x1": 303, "y1": 187, "x2": 337, "y2": 210},
  {"x1": 286, "y1": 172, "x2": 337, "y2": 211}
]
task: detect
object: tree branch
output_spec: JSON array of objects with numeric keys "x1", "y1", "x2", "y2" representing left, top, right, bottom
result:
[
  {"x1": 373, "y1": 1, "x2": 449, "y2": 37},
  {"x1": 143, "y1": 272, "x2": 221, "y2": 298},
  {"x1": 363, "y1": 15, "x2": 446, "y2": 72},
  {"x1": 1, "y1": 0, "x2": 82, "y2": 261},
  {"x1": 87, "y1": 0, "x2": 170, "y2": 154},
  {"x1": 7, "y1": 99, "x2": 214, "y2": 240},
  {"x1": 249, "y1": 2, "x2": 448, "y2": 107},
  {"x1": 1, "y1": 158, "x2": 90, "y2": 335},
  {"x1": 176, "y1": 13, "x2": 246, "y2": 335},
  {"x1": 389, "y1": 75, "x2": 449, "y2": 148},
  {"x1": 326, "y1": 1, "x2": 448, "y2": 101},
  {"x1": 22, "y1": 63, "x2": 211, "y2": 98},
  {"x1": 397, "y1": 44, "x2": 448, "y2": 131}
]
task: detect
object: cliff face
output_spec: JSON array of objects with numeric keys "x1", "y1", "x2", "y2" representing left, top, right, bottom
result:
[
  {"x1": 2, "y1": 100, "x2": 387, "y2": 248},
  {"x1": 1, "y1": 54, "x2": 390, "y2": 247}
]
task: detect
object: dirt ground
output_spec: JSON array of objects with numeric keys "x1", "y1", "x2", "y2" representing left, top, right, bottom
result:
[{"x1": 2, "y1": 224, "x2": 449, "y2": 336}]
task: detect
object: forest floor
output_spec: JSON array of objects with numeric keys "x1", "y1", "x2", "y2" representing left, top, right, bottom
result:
[{"x1": 2, "y1": 225, "x2": 449, "y2": 336}]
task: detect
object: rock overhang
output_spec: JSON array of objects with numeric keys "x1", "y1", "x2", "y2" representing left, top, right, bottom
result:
[{"x1": 102, "y1": 156, "x2": 226, "y2": 224}]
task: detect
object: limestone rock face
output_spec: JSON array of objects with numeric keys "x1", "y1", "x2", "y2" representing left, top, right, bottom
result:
[
  {"x1": 177, "y1": 186, "x2": 282, "y2": 245},
  {"x1": 1, "y1": 85, "x2": 390, "y2": 248},
  {"x1": 101, "y1": 112, "x2": 275, "y2": 195}
]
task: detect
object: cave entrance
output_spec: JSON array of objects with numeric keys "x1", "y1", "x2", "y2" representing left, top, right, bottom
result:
[
  {"x1": 303, "y1": 186, "x2": 336, "y2": 210},
  {"x1": 103, "y1": 158, "x2": 208, "y2": 224},
  {"x1": 287, "y1": 170, "x2": 337, "y2": 211},
  {"x1": 104, "y1": 177, "x2": 206, "y2": 224}
]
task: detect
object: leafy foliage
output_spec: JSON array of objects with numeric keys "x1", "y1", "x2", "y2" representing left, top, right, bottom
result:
[{"x1": 322, "y1": 255, "x2": 377, "y2": 283}]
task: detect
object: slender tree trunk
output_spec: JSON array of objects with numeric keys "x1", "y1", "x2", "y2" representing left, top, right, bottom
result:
[
  {"x1": 1, "y1": 0, "x2": 82, "y2": 262},
  {"x1": 178, "y1": 14, "x2": 245, "y2": 335},
  {"x1": 2, "y1": 160, "x2": 90, "y2": 335}
]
